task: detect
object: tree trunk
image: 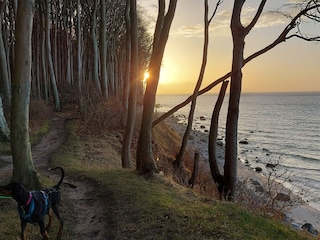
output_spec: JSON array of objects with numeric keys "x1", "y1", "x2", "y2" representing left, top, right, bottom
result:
[
  {"x1": 0, "y1": 2, "x2": 11, "y2": 104},
  {"x1": 121, "y1": 0, "x2": 137, "y2": 169},
  {"x1": 136, "y1": 0, "x2": 177, "y2": 174},
  {"x1": 224, "y1": 0, "x2": 266, "y2": 200},
  {"x1": 188, "y1": 152, "x2": 200, "y2": 188},
  {"x1": 91, "y1": 0, "x2": 101, "y2": 94},
  {"x1": 0, "y1": 96, "x2": 10, "y2": 142},
  {"x1": 175, "y1": 0, "x2": 210, "y2": 168},
  {"x1": 208, "y1": 81, "x2": 228, "y2": 197},
  {"x1": 77, "y1": 0, "x2": 82, "y2": 92},
  {"x1": 122, "y1": 0, "x2": 131, "y2": 127},
  {"x1": 100, "y1": 0, "x2": 108, "y2": 98},
  {"x1": 11, "y1": 0, "x2": 42, "y2": 188},
  {"x1": 45, "y1": 0, "x2": 61, "y2": 111}
]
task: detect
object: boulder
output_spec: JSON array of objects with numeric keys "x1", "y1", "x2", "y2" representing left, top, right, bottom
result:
[
  {"x1": 239, "y1": 140, "x2": 248, "y2": 144},
  {"x1": 255, "y1": 167, "x2": 262, "y2": 172},
  {"x1": 266, "y1": 163, "x2": 277, "y2": 169},
  {"x1": 301, "y1": 223, "x2": 319, "y2": 236},
  {"x1": 275, "y1": 192, "x2": 290, "y2": 202}
]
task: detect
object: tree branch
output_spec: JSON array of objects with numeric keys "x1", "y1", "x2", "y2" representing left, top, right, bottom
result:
[
  {"x1": 153, "y1": 2, "x2": 320, "y2": 127},
  {"x1": 245, "y1": 0, "x2": 267, "y2": 33}
]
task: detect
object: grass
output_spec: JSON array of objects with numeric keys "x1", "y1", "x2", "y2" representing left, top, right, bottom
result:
[
  {"x1": 48, "y1": 126, "x2": 313, "y2": 240},
  {"x1": 0, "y1": 102, "x2": 314, "y2": 239}
]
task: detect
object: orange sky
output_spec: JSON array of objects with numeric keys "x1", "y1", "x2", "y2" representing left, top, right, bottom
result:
[{"x1": 139, "y1": 0, "x2": 320, "y2": 94}]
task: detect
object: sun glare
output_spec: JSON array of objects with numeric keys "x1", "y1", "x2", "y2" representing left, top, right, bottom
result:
[
  {"x1": 159, "y1": 67, "x2": 169, "y2": 84},
  {"x1": 144, "y1": 71, "x2": 150, "y2": 80}
]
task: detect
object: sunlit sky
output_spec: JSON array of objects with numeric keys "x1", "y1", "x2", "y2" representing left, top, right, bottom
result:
[{"x1": 138, "y1": 0, "x2": 320, "y2": 94}]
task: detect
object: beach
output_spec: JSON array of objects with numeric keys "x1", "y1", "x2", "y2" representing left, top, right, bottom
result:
[{"x1": 162, "y1": 114, "x2": 320, "y2": 236}]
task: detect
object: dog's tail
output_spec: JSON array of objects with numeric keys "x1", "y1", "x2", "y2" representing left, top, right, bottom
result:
[{"x1": 48, "y1": 167, "x2": 65, "y2": 187}]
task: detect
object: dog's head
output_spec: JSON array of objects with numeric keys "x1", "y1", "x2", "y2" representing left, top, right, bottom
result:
[{"x1": 0, "y1": 182, "x2": 29, "y2": 205}]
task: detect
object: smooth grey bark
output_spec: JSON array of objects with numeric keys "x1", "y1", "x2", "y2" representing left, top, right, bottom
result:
[
  {"x1": 122, "y1": 0, "x2": 131, "y2": 127},
  {"x1": 77, "y1": 0, "x2": 82, "y2": 92},
  {"x1": 100, "y1": 0, "x2": 108, "y2": 97},
  {"x1": 0, "y1": 96, "x2": 10, "y2": 142},
  {"x1": 11, "y1": 0, "x2": 42, "y2": 188},
  {"x1": 0, "y1": 2, "x2": 11, "y2": 103},
  {"x1": 121, "y1": 0, "x2": 138, "y2": 169},
  {"x1": 45, "y1": 0, "x2": 61, "y2": 111},
  {"x1": 91, "y1": 0, "x2": 101, "y2": 93}
]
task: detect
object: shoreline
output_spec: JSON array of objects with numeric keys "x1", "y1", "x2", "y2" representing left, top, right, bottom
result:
[{"x1": 162, "y1": 114, "x2": 320, "y2": 235}]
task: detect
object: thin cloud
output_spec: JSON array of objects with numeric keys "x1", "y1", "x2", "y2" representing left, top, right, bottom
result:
[{"x1": 172, "y1": 6, "x2": 291, "y2": 38}]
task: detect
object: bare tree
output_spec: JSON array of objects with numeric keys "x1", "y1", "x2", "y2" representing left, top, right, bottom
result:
[
  {"x1": 91, "y1": 0, "x2": 101, "y2": 93},
  {"x1": 100, "y1": 0, "x2": 108, "y2": 98},
  {"x1": 45, "y1": 0, "x2": 61, "y2": 111},
  {"x1": 121, "y1": 0, "x2": 138, "y2": 168},
  {"x1": 0, "y1": 1, "x2": 11, "y2": 104},
  {"x1": 175, "y1": 0, "x2": 223, "y2": 168},
  {"x1": 136, "y1": 0, "x2": 177, "y2": 174},
  {"x1": 152, "y1": 1, "x2": 320, "y2": 128},
  {"x1": 11, "y1": 0, "x2": 42, "y2": 188},
  {"x1": 153, "y1": 1, "x2": 320, "y2": 200}
]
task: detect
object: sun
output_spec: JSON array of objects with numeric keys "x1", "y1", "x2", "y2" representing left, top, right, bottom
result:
[{"x1": 144, "y1": 71, "x2": 150, "y2": 80}]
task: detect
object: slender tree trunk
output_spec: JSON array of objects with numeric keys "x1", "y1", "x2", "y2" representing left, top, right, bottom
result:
[
  {"x1": 0, "y1": 96, "x2": 10, "y2": 142},
  {"x1": 77, "y1": 0, "x2": 82, "y2": 92},
  {"x1": 224, "y1": 0, "x2": 266, "y2": 200},
  {"x1": 11, "y1": 0, "x2": 42, "y2": 188},
  {"x1": 45, "y1": 0, "x2": 61, "y2": 111},
  {"x1": 122, "y1": 0, "x2": 131, "y2": 126},
  {"x1": 188, "y1": 152, "x2": 200, "y2": 188},
  {"x1": 0, "y1": 2, "x2": 11, "y2": 104},
  {"x1": 175, "y1": 0, "x2": 210, "y2": 168},
  {"x1": 136, "y1": 0, "x2": 177, "y2": 174},
  {"x1": 121, "y1": 0, "x2": 138, "y2": 168},
  {"x1": 100, "y1": 0, "x2": 108, "y2": 98},
  {"x1": 92, "y1": 0, "x2": 101, "y2": 93},
  {"x1": 208, "y1": 81, "x2": 228, "y2": 197}
]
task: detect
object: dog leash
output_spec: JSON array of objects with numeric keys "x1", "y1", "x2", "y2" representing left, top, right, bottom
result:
[{"x1": 0, "y1": 196, "x2": 12, "y2": 199}]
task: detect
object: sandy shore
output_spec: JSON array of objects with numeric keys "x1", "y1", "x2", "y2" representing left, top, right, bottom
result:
[{"x1": 163, "y1": 115, "x2": 320, "y2": 236}]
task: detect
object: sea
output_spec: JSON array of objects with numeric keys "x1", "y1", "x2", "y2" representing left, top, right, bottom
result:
[{"x1": 156, "y1": 92, "x2": 320, "y2": 211}]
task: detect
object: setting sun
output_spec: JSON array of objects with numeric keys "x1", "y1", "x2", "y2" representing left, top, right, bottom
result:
[{"x1": 144, "y1": 71, "x2": 149, "y2": 80}]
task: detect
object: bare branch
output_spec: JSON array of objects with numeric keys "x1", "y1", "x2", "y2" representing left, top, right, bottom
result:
[
  {"x1": 245, "y1": 0, "x2": 267, "y2": 33},
  {"x1": 208, "y1": 0, "x2": 223, "y2": 24}
]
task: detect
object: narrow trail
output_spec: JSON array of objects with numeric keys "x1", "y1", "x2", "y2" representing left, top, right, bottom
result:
[{"x1": 0, "y1": 115, "x2": 107, "y2": 239}]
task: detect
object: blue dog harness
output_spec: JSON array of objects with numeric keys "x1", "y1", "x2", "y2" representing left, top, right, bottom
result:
[{"x1": 18, "y1": 191, "x2": 49, "y2": 224}]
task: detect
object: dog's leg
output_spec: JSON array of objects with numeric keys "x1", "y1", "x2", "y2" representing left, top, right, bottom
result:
[
  {"x1": 20, "y1": 219, "x2": 27, "y2": 240},
  {"x1": 38, "y1": 219, "x2": 49, "y2": 240},
  {"x1": 46, "y1": 208, "x2": 54, "y2": 232},
  {"x1": 52, "y1": 205, "x2": 63, "y2": 240}
]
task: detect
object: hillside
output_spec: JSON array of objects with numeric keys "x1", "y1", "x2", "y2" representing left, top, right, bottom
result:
[{"x1": 0, "y1": 101, "x2": 314, "y2": 239}]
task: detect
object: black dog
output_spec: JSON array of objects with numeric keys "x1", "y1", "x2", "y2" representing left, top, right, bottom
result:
[{"x1": 0, "y1": 167, "x2": 64, "y2": 240}]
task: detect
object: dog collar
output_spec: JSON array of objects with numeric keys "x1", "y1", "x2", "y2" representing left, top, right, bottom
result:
[{"x1": 25, "y1": 193, "x2": 32, "y2": 206}]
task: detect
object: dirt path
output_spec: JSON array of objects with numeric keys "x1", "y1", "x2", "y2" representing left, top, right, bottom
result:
[{"x1": 0, "y1": 115, "x2": 107, "y2": 239}]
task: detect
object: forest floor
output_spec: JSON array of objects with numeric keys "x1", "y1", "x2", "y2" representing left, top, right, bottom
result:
[{"x1": 0, "y1": 112, "x2": 108, "y2": 239}]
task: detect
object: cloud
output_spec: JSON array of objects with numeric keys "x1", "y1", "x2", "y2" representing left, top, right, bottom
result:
[{"x1": 171, "y1": 6, "x2": 291, "y2": 38}]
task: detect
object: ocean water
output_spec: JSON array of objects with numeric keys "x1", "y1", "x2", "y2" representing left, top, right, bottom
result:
[{"x1": 156, "y1": 92, "x2": 320, "y2": 210}]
